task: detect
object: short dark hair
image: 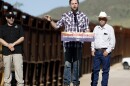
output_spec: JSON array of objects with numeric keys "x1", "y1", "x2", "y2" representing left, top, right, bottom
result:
[{"x1": 69, "y1": 0, "x2": 79, "y2": 4}]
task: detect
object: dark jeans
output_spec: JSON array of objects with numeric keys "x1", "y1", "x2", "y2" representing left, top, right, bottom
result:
[
  {"x1": 63, "y1": 42, "x2": 82, "y2": 86},
  {"x1": 91, "y1": 49, "x2": 111, "y2": 86}
]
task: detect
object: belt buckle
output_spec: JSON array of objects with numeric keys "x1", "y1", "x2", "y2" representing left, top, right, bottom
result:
[{"x1": 96, "y1": 48, "x2": 106, "y2": 52}]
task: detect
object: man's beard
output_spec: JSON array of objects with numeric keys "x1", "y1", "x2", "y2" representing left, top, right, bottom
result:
[{"x1": 71, "y1": 8, "x2": 78, "y2": 13}]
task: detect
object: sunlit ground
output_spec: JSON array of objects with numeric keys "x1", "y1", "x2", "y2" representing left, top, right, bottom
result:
[{"x1": 70, "y1": 63, "x2": 130, "y2": 86}]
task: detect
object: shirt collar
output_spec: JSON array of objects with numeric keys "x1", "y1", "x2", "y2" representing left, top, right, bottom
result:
[{"x1": 69, "y1": 11, "x2": 80, "y2": 15}]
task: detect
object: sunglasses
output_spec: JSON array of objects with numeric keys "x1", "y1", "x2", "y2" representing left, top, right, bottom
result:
[
  {"x1": 98, "y1": 18, "x2": 107, "y2": 21},
  {"x1": 7, "y1": 15, "x2": 15, "y2": 19}
]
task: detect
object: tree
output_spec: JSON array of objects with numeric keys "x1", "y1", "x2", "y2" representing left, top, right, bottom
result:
[{"x1": 13, "y1": 2, "x2": 23, "y2": 9}]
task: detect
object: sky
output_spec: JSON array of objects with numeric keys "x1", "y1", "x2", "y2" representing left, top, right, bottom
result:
[{"x1": 3, "y1": 0, "x2": 85, "y2": 17}]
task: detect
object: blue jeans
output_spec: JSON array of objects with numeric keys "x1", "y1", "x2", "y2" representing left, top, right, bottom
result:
[
  {"x1": 91, "y1": 50, "x2": 111, "y2": 86},
  {"x1": 63, "y1": 42, "x2": 82, "y2": 85}
]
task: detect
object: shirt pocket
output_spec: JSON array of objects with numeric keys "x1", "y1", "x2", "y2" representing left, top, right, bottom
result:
[
  {"x1": 65, "y1": 17, "x2": 72, "y2": 26},
  {"x1": 64, "y1": 17, "x2": 73, "y2": 31},
  {"x1": 78, "y1": 18, "x2": 85, "y2": 28},
  {"x1": 78, "y1": 19, "x2": 86, "y2": 32},
  {"x1": 103, "y1": 32, "x2": 109, "y2": 41}
]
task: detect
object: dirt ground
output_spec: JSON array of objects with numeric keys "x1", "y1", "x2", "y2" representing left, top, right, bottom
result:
[{"x1": 70, "y1": 63, "x2": 130, "y2": 86}]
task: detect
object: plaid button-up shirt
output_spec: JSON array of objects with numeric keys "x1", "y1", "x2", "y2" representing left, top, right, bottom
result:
[{"x1": 56, "y1": 11, "x2": 89, "y2": 32}]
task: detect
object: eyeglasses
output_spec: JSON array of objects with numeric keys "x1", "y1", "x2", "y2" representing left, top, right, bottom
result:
[{"x1": 98, "y1": 18, "x2": 107, "y2": 21}]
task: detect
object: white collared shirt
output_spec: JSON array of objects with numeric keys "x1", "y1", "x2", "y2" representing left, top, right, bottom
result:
[{"x1": 91, "y1": 24, "x2": 116, "y2": 53}]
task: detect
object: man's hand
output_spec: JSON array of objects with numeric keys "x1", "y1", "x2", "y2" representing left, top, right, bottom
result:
[
  {"x1": 85, "y1": 29, "x2": 90, "y2": 32},
  {"x1": 91, "y1": 51, "x2": 95, "y2": 56},
  {"x1": 103, "y1": 51, "x2": 108, "y2": 57},
  {"x1": 43, "y1": 15, "x2": 52, "y2": 22},
  {"x1": 7, "y1": 43, "x2": 15, "y2": 51}
]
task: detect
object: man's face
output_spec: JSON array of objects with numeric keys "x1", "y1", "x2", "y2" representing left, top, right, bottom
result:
[
  {"x1": 70, "y1": 0, "x2": 79, "y2": 12},
  {"x1": 98, "y1": 17, "x2": 107, "y2": 27},
  {"x1": 6, "y1": 15, "x2": 15, "y2": 25}
]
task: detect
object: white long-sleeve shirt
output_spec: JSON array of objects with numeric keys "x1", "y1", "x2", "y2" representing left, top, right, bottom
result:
[{"x1": 91, "y1": 24, "x2": 116, "y2": 53}]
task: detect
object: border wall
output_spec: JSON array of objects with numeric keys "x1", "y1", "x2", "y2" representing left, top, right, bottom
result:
[{"x1": 0, "y1": 0, "x2": 130, "y2": 85}]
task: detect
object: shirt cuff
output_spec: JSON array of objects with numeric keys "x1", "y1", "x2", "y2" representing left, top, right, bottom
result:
[
  {"x1": 106, "y1": 48, "x2": 112, "y2": 53},
  {"x1": 91, "y1": 48, "x2": 95, "y2": 51}
]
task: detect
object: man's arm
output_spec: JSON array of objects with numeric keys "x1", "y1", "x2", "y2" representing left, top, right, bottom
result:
[
  {"x1": 0, "y1": 38, "x2": 9, "y2": 47},
  {"x1": 106, "y1": 27, "x2": 116, "y2": 53},
  {"x1": 0, "y1": 38, "x2": 14, "y2": 51},
  {"x1": 12, "y1": 37, "x2": 24, "y2": 47},
  {"x1": 0, "y1": 37, "x2": 24, "y2": 50},
  {"x1": 84, "y1": 16, "x2": 90, "y2": 32},
  {"x1": 6, "y1": 37, "x2": 24, "y2": 51},
  {"x1": 44, "y1": 15, "x2": 58, "y2": 29},
  {"x1": 91, "y1": 27, "x2": 96, "y2": 56}
]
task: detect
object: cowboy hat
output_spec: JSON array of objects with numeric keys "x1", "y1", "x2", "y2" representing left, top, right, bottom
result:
[{"x1": 98, "y1": 11, "x2": 110, "y2": 18}]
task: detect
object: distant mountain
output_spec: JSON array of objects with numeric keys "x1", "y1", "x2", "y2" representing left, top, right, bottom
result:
[{"x1": 39, "y1": 0, "x2": 130, "y2": 28}]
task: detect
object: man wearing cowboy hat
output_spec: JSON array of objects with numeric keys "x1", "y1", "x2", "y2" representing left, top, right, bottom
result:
[
  {"x1": 0, "y1": 11, "x2": 24, "y2": 86},
  {"x1": 91, "y1": 11, "x2": 116, "y2": 86}
]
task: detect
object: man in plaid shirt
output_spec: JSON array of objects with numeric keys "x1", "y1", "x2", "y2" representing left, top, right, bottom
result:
[{"x1": 44, "y1": 0, "x2": 89, "y2": 86}]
